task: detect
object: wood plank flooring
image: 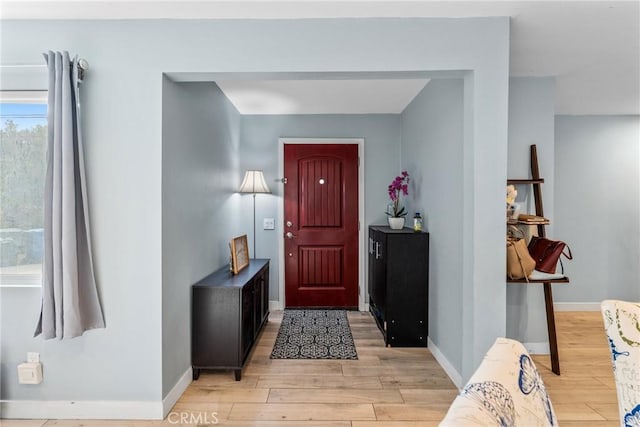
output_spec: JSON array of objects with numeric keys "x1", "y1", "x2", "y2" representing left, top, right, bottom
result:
[
  {"x1": 532, "y1": 311, "x2": 619, "y2": 426},
  {"x1": 0, "y1": 310, "x2": 618, "y2": 426}
]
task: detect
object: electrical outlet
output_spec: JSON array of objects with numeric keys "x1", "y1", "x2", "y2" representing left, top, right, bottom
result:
[
  {"x1": 27, "y1": 352, "x2": 40, "y2": 363},
  {"x1": 18, "y1": 362, "x2": 42, "y2": 384}
]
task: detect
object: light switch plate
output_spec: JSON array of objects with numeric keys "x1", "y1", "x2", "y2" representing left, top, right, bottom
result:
[{"x1": 263, "y1": 218, "x2": 275, "y2": 230}]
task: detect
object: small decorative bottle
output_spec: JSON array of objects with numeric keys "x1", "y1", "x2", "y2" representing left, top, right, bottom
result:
[{"x1": 413, "y1": 212, "x2": 423, "y2": 232}]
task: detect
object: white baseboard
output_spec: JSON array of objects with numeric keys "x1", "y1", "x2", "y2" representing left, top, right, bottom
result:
[
  {"x1": 0, "y1": 399, "x2": 162, "y2": 420},
  {"x1": 162, "y1": 367, "x2": 192, "y2": 418},
  {"x1": 269, "y1": 300, "x2": 283, "y2": 311},
  {"x1": 427, "y1": 337, "x2": 463, "y2": 389},
  {"x1": 522, "y1": 341, "x2": 550, "y2": 355},
  {"x1": 0, "y1": 367, "x2": 194, "y2": 420},
  {"x1": 554, "y1": 302, "x2": 601, "y2": 312}
]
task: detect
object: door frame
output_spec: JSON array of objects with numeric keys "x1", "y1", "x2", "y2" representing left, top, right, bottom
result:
[{"x1": 278, "y1": 138, "x2": 365, "y2": 311}]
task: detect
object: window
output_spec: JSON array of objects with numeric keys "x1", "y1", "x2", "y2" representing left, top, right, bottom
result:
[{"x1": 0, "y1": 91, "x2": 47, "y2": 287}]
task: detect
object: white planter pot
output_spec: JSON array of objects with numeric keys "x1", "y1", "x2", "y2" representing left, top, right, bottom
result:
[{"x1": 388, "y1": 217, "x2": 405, "y2": 230}]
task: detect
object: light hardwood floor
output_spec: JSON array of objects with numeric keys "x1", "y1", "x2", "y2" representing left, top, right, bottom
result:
[{"x1": 0, "y1": 310, "x2": 618, "y2": 426}]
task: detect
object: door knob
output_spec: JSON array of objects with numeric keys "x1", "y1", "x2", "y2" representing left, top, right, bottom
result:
[{"x1": 286, "y1": 231, "x2": 296, "y2": 239}]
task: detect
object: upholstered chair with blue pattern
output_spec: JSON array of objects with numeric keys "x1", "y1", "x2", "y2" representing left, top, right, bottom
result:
[
  {"x1": 601, "y1": 300, "x2": 640, "y2": 427},
  {"x1": 440, "y1": 337, "x2": 557, "y2": 426}
]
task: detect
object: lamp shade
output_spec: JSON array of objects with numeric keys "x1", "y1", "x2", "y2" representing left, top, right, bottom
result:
[{"x1": 238, "y1": 170, "x2": 271, "y2": 194}]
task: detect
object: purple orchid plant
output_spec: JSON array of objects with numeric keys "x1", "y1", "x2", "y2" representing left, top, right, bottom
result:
[{"x1": 386, "y1": 171, "x2": 410, "y2": 217}]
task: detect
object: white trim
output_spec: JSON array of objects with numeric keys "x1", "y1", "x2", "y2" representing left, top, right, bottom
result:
[
  {"x1": 0, "y1": 271, "x2": 43, "y2": 288},
  {"x1": 0, "y1": 400, "x2": 163, "y2": 420},
  {"x1": 162, "y1": 367, "x2": 192, "y2": 418},
  {"x1": 428, "y1": 337, "x2": 463, "y2": 389},
  {"x1": 554, "y1": 302, "x2": 601, "y2": 312},
  {"x1": 0, "y1": 90, "x2": 48, "y2": 103},
  {"x1": 277, "y1": 138, "x2": 365, "y2": 310},
  {"x1": 269, "y1": 300, "x2": 283, "y2": 311},
  {"x1": 522, "y1": 341, "x2": 551, "y2": 355},
  {"x1": 0, "y1": 284, "x2": 41, "y2": 288}
]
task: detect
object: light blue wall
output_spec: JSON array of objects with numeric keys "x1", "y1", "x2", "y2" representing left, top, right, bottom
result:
[
  {"x1": 1, "y1": 17, "x2": 509, "y2": 411},
  {"x1": 400, "y1": 79, "x2": 465, "y2": 377},
  {"x1": 1, "y1": 29, "x2": 167, "y2": 406},
  {"x1": 506, "y1": 82, "x2": 640, "y2": 349},
  {"x1": 554, "y1": 115, "x2": 640, "y2": 303},
  {"x1": 161, "y1": 80, "x2": 243, "y2": 396},
  {"x1": 240, "y1": 114, "x2": 402, "y2": 301},
  {"x1": 505, "y1": 77, "x2": 556, "y2": 349}
]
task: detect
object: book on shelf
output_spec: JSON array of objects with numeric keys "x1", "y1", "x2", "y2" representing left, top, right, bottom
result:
[{"x1": 518, "y1": 214, "x2": 549, "y2": 223}]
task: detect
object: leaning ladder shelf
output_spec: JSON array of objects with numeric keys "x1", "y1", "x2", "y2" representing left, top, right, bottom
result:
[{"x1": 507, "y1": 144, "x2": 569, "y2": 375}]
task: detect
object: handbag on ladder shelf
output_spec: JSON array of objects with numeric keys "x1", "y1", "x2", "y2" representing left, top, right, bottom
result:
[
  {"x1": 506, "y1": 226, "x2": 536, "y2": 281},
  {"x1": 528, "y1": 236, "x2": 573, "y2": 274}
]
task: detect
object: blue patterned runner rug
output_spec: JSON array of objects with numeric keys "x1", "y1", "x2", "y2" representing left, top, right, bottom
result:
[{"x1": 270, "y1": 309, "x2": 358, "y2": 359}]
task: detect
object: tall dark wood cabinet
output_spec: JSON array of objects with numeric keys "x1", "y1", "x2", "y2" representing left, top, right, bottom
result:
[
  {"x1": 191, "y1": 259, "x2": 269, "y2": 381},
  {"x1": 368, "y1": 226, "x2": 429, "y2": 347}
]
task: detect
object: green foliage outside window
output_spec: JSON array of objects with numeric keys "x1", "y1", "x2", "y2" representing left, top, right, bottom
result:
[{"x1": 0, "y1": 119, "x2": 47, "y2": 267}]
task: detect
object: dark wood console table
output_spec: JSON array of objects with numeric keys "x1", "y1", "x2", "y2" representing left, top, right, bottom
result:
[{"x1": 191, "y1": 259, "x2": 269, "y2": 381}]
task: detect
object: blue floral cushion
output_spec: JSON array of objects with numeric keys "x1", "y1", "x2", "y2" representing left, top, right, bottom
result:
[
  {"x1": 440, "y1": 337, "x2": 557, "y2": 426},
  {"x1": 601, "y1": 300, "x2": 640, "y2": 427}
]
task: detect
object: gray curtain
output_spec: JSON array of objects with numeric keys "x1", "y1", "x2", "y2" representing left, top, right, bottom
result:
[{"x1": 35, "y1": 51, "x2": 104, "y2": 339}]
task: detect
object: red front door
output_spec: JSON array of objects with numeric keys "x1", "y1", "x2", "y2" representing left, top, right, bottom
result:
[{"x1": 284, "y1": 144, "x2": 359, "y2": 308}]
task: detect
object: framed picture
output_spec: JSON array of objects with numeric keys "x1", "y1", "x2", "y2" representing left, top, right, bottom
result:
[{"x1": 231, "y1": 234, "x2": 250, "y2": 275}]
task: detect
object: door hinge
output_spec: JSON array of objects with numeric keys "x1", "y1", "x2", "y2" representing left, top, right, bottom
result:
[
  {"x1": 358, "y1": 221, "x2": 360, "y2": 231},
  {"x1": 358, "y1": 157, "x2": 360, "y2": 167},
  {"x1": 280, "y1": 177, "x2": 288, "y2": 184}
]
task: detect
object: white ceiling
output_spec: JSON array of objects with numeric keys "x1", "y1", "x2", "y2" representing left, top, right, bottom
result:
[
  {"x1": 215, "y1": 79, "x2": 431, "y2": 115},
  {"x1": 2, "y1": 0, "x2": 639, "y2": 115}
]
